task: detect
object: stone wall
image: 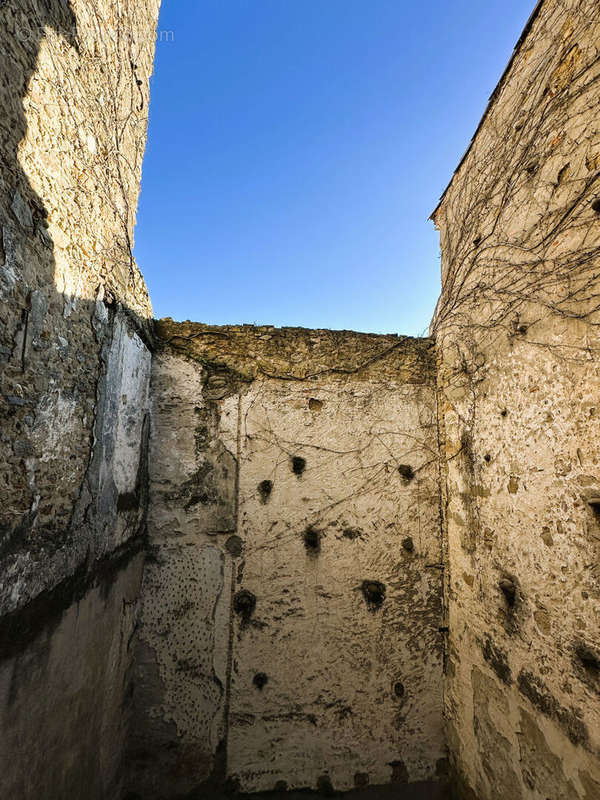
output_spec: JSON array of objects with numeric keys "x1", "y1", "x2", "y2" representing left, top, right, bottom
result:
[
  {"x1": 0, "y1": 0, "x2": 160, "y2": 795},
  {"x1": 432, "y1": 1, "x2": 600, "y2": 797},
  {"x1": 0, "y1": 550, "x2": 144, "y2": 799},
  {"x1": 130, "y1": 321, "x2": 446, "y2": 798},
  {"x1": 4, "y1": 0, "x2": 600, "y2": 797}
]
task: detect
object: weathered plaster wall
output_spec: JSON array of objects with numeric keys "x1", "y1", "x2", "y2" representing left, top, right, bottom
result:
[
  {"x1": 432, "y1": 1, "x2": 600, "y2": 797},
  {"x1": 131, "y1": 321, "x2": 446, "y2": 799},
  {"x1": 0, "y1": 0, "x2": 160, "y2": 795},
  {"x1": 0, "y1": 550, "x2": 144, "y2": 800}
]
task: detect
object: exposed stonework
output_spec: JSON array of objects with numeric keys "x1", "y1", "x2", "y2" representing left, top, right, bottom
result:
[
  {"x1": 0, "y1": 0, "x2": 158, "y2": 613},
  {"x1": 129, "y1": 323, "x2": 445, "y2": 798},
  {"x1": 432, "y1": 0, "x2": 600, "y2": 797},
  {"x1": 2, "y1": 0, "x2": 600, "y2": 798},
  {"x1": 0, "y1": 0, "x2": 159, "y2": 796}
]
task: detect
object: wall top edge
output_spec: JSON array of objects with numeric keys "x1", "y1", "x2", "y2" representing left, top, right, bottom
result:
[{"x1": 154, "y1": 318, "x2": 436, "y2": 385}]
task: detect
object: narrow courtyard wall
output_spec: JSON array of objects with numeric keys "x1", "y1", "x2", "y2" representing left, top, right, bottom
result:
[
  {"x1": 432, "y1": 1, "x2": 600, "y2": 797},
  {"x1": 130, "y1": 321, "x2": 446, "y2": 798},
  {"x1": 0, "y1": 1, "x2": 160, "y2": 796},
  {"x1": 4, "y1": 0, "x2": 600, "y2": 797}
]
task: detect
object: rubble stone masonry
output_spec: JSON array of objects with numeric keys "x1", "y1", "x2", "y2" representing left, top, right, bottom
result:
[
  {"x1": 432, "y1": 1, "x2": 600, "y2": 797},
  {"x1": 2, "y1": 1, "x2": 600, "y2": 799},
  {"x1": 0, "y1": 1, "x2": 159, "y2": 797}
]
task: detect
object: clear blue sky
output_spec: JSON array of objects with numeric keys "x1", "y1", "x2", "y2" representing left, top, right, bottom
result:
[{"x1": 134, "y1": 0, "x2": 535, "y2": 335}]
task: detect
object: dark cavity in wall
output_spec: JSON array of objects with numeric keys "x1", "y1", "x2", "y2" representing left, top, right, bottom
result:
[
  {"x1": 226, "y1": 535, "x2": 243, "y2": 557},
  {"x1": 586, "y1": 496, "x2": 600, "y2": 519},
  {"x1": 233, "y1": 589, "x2": 256, "y2": 623},
  {"x1": 574, "y1": 642, "x2": 600, "y2": 693},
  {"x1": 354, "y1": 773, "x2": 369, "y2": 789},
  {"x1": 402, "y1": 537, "x2": 414, "y2": 553},
  {"x1": 498, "y1": 577, "x2": 517, "y2": 607},
  {"x1": 291, "y1": 456, "x2": 306, "y2": 476},
  {"x1": 575, "y1": 643, "x2": 600, "y2": 672},
  {"x1": 389, "y1": 760, "x2": 409, "y2": 784},
  {"x1": 303, "y1": 525, "x2": 321, "y2": 554},
  {"x1": 436, "y1": 758, "x2": 449, "y2": 779},
  {"x1": 253, "y1": 672, "x2": 268, "y2": 690},
  {"x1": 498, "y1": 575, "x2": 521, "y2": 635},
  {"x1": 398, "y1": 464, "x2": 414, "y2": 482},
  {"x1": 316, "y1": 775, "x2": 335, "y2": 796},
  {"x1": 393, "y1": 681, "x2": 405, "y2": 699},
  {"x1": 257, "y1": 480, "x2": 273, "y2": 504},
  {"x1": 361, "y1": 580, "x2": 386, "y2": 611}
]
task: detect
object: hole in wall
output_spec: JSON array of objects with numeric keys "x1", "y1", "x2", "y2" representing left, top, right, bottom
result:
[
  {"x1": 498, "y1": 575, "x2": 522, "y2": 636},
  {"x1": 592, "y1": 198, "x2": 600, "y2": 213},
  {"x1": 309, "y1": 398, "x2": 323, "y2": 412},
  {"x1": 233, "y1": 589, "x2": 256, "y2": 622},
  {"x1": 354, "y1": 773, "x2": 369, "y2": 789},
  {"x1": 258, "y1": 479, "x2": 273, "y2": 504},
  {"x1": 389, "y1": 760, "x2": 409, "y2": 784},
  {"x1": 499, "y1": 577, "x2": 517, "y2": 607},
  {"x1": 226, "y1": 535, "x2": 243, "y2": 557},
  {"x1": 253, "y1": 672, "x2": 268, "y2": 690},
  {"x1": 401, "y1": 537, "x2": 414, "y2": 553},
  {"x1": 575, "y1": 643, "x2": 600, "y2": 674},
  {"x1": 586, "y1": 496, "x2": 600, "y2": 517},
  {"x1": 436, "y1": 758, "x2": 450, "y2": 778},
  {"x1": 316, "y1": 775, "x2": 335, "y2": 796},
  {"x1": 393, "y1": 681, "x2": 405, "y2": 699},
  {"x1": 291, "y1": 456, "x2": 306, "y2": 476},
  {"x1": 556, "y1": 162, "x2": 570, "y2": 185},
  {"x1": 303, "y1": 525, "x2": 321, "y2": 554},
  {"x1": 397, "y1": 464, "x2": 414, "y2": 482},
  {"x1": 525, "y1": 160, "x2": 538, "y2": 175},
  {"x1": 361, "y1": 580, "x2": 386, "y2": 611}
]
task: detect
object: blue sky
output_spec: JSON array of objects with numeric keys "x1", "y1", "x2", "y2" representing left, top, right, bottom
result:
[{"x1": 134, "y1": 0, "x2": 535, "y2": 335}]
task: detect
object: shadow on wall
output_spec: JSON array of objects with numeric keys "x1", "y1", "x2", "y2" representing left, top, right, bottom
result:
[
  {"x1": 0, "y1": 0, "x2": 152, "y2": 611},
  {"x1": 2, "y1": 1, "x2": 79, "y2": 564},
  {"x1": 0, "y1": 2, "x2": 154, "y2": 798}
]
